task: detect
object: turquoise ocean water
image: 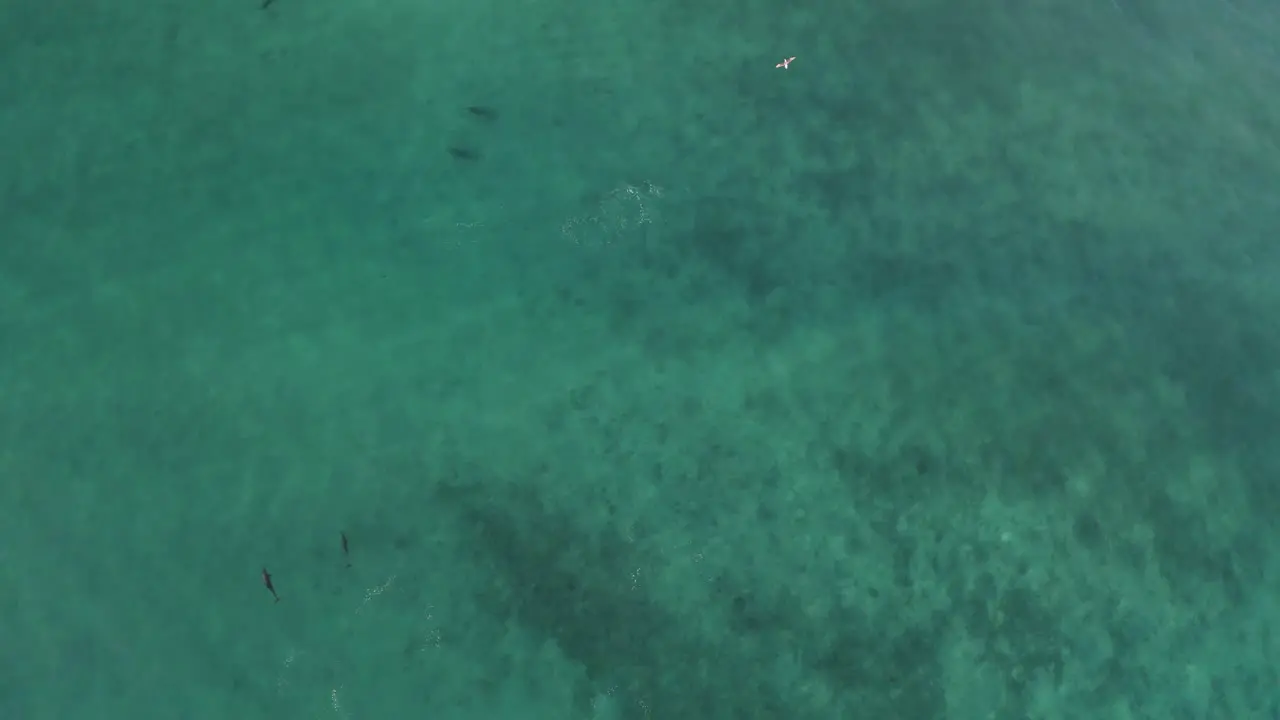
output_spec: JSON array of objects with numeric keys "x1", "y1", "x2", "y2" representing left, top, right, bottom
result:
[{"x1": 1, "y1": 0, "x2": 1278, "y2": 717}]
